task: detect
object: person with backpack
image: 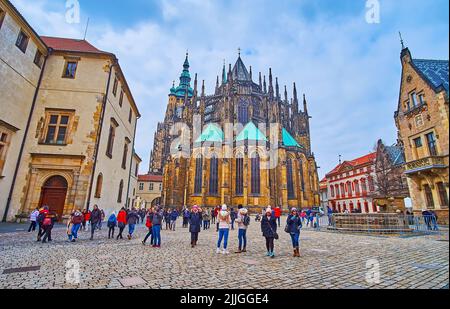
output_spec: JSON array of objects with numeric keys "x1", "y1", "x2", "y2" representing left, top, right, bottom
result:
[
  {"x1": 36, "y1": 206, "x2": 49, "y2": 242},
  {"x1": 235, "y1": 207, "x2": 250, "y2": 253},
  {"x1": 107, "y1": 212, "x2": 117, "y2": 239},
  {"x1": 126, "y1": 208, "x2": 140, "y2": 240},
  {"x1": 261, "y1": 207, "x2": 277, "y2": 258},
  {"x1": 142, "y1": 210, "x2": 154, "y2": 245},
  {"x1": 116, "y1": 207, "x2": 127, "y2": 240},
  {"x1": 69, "y1": 209, "x2": 84, "y2": 242},
  {"x1": 151, "y1": 207, "x2": 163, "y2": 247},
  {"x1": 41, "y1": 210, "x2": 58, "y2": 243},
  {"x1": 170, "y1": 208, "x2": 179, "y2": 231},
  {"x1": 28, "y1": 208, "x2": 39, "y2": 233},
  {"x1": 216, "y1": 204, "x2": 231, "y2": 254},
  {"x1": 286, "y1": 208, "x2": 302, "y2": 257}
]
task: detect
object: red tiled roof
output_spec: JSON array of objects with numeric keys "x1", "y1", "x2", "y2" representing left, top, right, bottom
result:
[
  {"x1": 327, "y1": 152, "x2": 376, "y2": 176},
  {"x1": 41, "y1": 36, "x2": 108, "y2": 54},
  {"x1": 138, "y1": 174, "x2": 163, "y2": 182}
]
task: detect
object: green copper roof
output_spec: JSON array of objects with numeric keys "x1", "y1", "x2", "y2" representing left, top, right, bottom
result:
[
  {"x1": 282, "y1": 128, "x2": 303, "y2": 148},
  {"x1": 236, "y1": 122, "x2": 268, "y2": 142},
  {"x1": 195, "y1": 124, "x2": 224, "y2": 143}
]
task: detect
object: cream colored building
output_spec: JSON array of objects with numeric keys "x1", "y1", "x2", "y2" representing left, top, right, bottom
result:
[
  {"x1": 136, "y1": 174, "x2": 163, "y2": 208},
  {"x1": 128, "y1": 151, "x2": 142, "y2": 209},
  {"x1": 0, "y1": 0, "x2": 48, "y2": 221},
  {"x1": 394, "y1": 47, "x2": 449, "y2": 224},
  {"x1": 1, "y1": 0, "x2": 141, "y2": 221}
]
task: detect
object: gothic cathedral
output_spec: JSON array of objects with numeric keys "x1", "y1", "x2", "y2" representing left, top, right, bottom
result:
[{"x1": 149, "y1": 53, "x2": 320, "y2": 212}]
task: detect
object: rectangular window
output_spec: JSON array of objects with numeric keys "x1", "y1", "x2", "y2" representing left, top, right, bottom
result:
[
  {"x1": 159, "y1": 183, "x2": 162, "y2": 191},
  {"x1": 149, "y1": 183, "x2": 154, "y2": 191},
  {"x1": 0, "y1": 8, "x2": 5, "y2": 30},
  {"x1": 406, "y1": 101, "x2": 411, "y2": 111},
  {"x1": 42, "y1": 111, "x2": 72, "y2": 145},
  {"x1": 419, "y1": 93, "x2": 425, "y2": 105},
  {"x1": 112, "y1": 77, "x2": 118, "y2": 96},
  {"x1": 15, "y1": 30, "x2": 29, "y2": 53},
  {"x1": 426, "y1": 132, "x2": 438, "y2": 156},
  {"x1": 106, "y1": 119, "x2": 118, "y2": 158},
  {"x1": 63, "y1": 61, "x2": 78, "y2": 78},
  {"x1": 410, "y1": 92, "x2": 418, "y2": 107},
  {"x1": 413, "y1": 137, "x2": 422, "y2": 148},
  {"x1": 121, "y1": 139, "x2": 129, "y2": 169},
  {"x1": 34, "y1": 50, "x2": 44, "y2": 68},
  {"x1": 119, "y1": 90, "x2": 124, "y2": 107},
  {"x1": 128, "y1": 109, "x2": 132, "y2": 123},
  {"x1": 0, "y1": 129, "x2": 11, "y2": 175},
  {"x1": 139, "y1": 183, "x2": 144, "y2": 191},
  {"x1": 437, "y1": 182, "x2": 449, "y2": 208},
  {"x1": 424, "y1": 184, "x2": 435, "y2": 209}
]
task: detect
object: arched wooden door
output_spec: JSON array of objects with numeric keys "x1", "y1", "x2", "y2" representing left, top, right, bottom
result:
[{"x1": 39, "y1": 176, "x2": 68, "y2": 220}]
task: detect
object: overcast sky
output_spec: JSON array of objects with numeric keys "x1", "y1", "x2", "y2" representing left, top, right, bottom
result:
[{"x1": 11, "y1": 0, "x2": 449, "y2": 178}]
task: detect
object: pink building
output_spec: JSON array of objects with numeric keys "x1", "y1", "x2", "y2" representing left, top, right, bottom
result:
[{"x1": 325, "y1": 153, "x2": 378, "y2": 213}]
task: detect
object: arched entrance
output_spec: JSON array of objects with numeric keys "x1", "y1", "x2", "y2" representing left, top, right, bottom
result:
[
  {"x1": 39, "y1": 176, "x2": 68, "y2": 220},
  {"x1": 151, "y1": 197, "x2": 162, "y2": 207}
]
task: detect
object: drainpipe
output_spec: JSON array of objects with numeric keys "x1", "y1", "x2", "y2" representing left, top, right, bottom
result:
[
  {"x1": 2, "y1": 50, "x2": 50, "y2": 222},
  {"x1": 125, "y1": 115, "x2": 140, "y2": 209},
  {"x1": 86, "y1": 60, "x2": 115, "y2": 211}
]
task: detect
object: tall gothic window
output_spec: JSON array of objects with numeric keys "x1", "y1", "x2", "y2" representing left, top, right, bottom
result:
[
  {"x1": 194, "y1": 157, "x2": 203, "y2": 194},
  {"x1": 424, "y1": 184, "x2": 435, "y2": 209},
  {"x1": 95, "y1": 173, "x2": 103, "y2": 198},
  {"x1": 251, "y1": 153, "x2": 260, "y2": 195},
  {"x1": 235, "y1": 157, "x2": 244, "y2": 195},
  {"x1": 238, "y1": 104, "x2": 249, "y2": 124},
  {"x1": 209, "y1": 156, "x2": 219, "y2": 195},
  {"x1": 298, "y1": 160, "x2": 305, "y2": 192},
  {"x1": 117, "y1": 179, "x2": 124, "y2": 203},
  {"x1": 437, "y1": 182, "x2": 449, "y2": 208},
  {"x1": 287, "y1": 158, "x2": 295, "y2": 199}
]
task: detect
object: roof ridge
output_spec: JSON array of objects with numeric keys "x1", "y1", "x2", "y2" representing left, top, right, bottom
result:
[{"x1": 413, "y1": 58, "x2": 449, "y2": 63}]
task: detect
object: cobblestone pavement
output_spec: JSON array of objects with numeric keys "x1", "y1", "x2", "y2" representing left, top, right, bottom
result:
[{"x1": 0, "y1": 218, "x2": 448, "y2": 289}]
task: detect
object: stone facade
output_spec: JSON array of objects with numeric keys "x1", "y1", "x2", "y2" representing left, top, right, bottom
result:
[
  {"x1": 394, "y1": 47, "x2": 449, "y2": 224},
  {"x1": 150, "y1": 54, "x2": 320, "y2": 213},
  {"x1": 136, "y1": 174, "x2": 163, "y2": 208},
  {"x1": 0, "y1": 0, "x2": 48, "y2": 221},
  {"x1": 0, "y1": 2, "x2": 141, "y2": 221},
  {"x1": 128, "y1": 152, "x2": 142, "y2": 209}
]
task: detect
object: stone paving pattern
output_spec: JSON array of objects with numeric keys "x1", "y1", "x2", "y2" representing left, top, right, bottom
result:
[{"x1": 0, "y1": 218, "x2": 448, "y2": 289}]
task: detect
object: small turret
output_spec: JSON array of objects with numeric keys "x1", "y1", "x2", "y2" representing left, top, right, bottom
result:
[{"x1": 293, "y1": 82, "x2": 299, "y2": 114}]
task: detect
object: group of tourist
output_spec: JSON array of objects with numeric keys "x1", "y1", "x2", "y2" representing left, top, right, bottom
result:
[{"x1": 28, "y1": 203, "x2": 305, "y2": 258}]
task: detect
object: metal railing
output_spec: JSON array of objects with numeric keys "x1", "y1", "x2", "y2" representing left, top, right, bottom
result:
[{"x1": 303, "y1": 213, "x2": 444, "y2": 235}]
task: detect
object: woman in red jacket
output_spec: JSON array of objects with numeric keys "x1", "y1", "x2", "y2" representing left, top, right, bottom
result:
[{"x1": 116, "y1": 208, "x2": 127, "y2": 240}]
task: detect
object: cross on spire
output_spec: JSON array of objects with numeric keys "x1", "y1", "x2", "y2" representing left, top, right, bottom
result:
[
  {"x1": 399, "y1": 32, "x2": 405, "y2": 49},
  {"x1": 238, "y1": 47, "x2": 241, "y2": 57}
]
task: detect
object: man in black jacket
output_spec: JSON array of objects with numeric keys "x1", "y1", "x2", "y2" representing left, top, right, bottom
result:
[{"x1": 90, "y1": 205, "x2": 102, "y2": 240}]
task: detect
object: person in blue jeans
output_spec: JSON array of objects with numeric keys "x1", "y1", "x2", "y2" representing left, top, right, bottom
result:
[
  {"x1": 286, "y1": 208, "x2": 302, "y2": 257},
  {"x1": 151, "y1": 207, "x2": 163, "y2": 247},
  {"x1": 69, "y1": 210, "x2": 83, "y2": 242},
  {"x1": 216, "y1": 205, "x2": 231, "y2": 254},
  {"x1": 126, "y1": 208, "x2": 140, "y2": 240},
  {"x1": 235, "y1": 207, "x2": 250, "y2": 253}
]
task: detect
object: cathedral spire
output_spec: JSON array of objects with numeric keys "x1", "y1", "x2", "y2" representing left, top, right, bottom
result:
[
  {"x1": 275, "y1": 77, "x2": 280, "y2": 99},
  {"x1": 249, "y1": 66, "x2": 253, "y2": 81},
  {"x1": 268, "y1": 68, "x2": 274, "y2": 98},
  {"x1": 293, "y1": 82, "x2": 299, "y2": 114},
  {"x1": 222, "y1": 60, "x2": 227, "y2": 85},
  {"x1": 215, "y1": 76, "x2": 219, "y2": 93},
  {"x1": 263, "y1": 75, "x2": 267, "y2": 93},
  {"x1": 284, "y1": 85, "x2": 288, "y2": 103},
  {"x1": 259, "y1": 72, "x2": 262, "y2": 90},
  {"x1": 303, "y1": 93, "x2": 308, "y2": 115},
  {"x1": 201, "y1": 80, "x2": 205, "y2": 97},
  {"x1": 172, "y1": 52, "x2": 193, "y2": 98},
  {"x1": 193, "y1": 73, "x2": 198, "y2": 97}
]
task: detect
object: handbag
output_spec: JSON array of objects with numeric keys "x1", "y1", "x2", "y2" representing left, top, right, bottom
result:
[{"x1": 266, "y1": 219, "x2": 279, "y2": 240}]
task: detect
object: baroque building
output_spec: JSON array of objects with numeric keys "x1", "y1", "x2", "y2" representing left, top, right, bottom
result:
[
  {"x1": 0, "y1": 0, "x2": 141, "y2": 221},
  {"x1": 394, "y1": 46, "x2": 449, "y2": 223},
  {"x1": 150, "y1": 53, "x2": 320, "y2": 212}
]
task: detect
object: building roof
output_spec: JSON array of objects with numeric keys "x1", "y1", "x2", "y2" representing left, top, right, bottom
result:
[
  {"x1": 327, "y1": 152, "x2": 376, "y2": 176},
  {"x1": 235, "y1": 122, "x2": 268, "y2": 142},
  {"x1": 195, "y1": 123, "x2": 224, "y2": 143},
  {"x1": 282, "y1": 128, "x2": 303, "y2": 148},
  {"x1": 412, "y1": 59, "x2": 449, "y2": 94},
  {"x1": 40, "y1": 36, "x2": 110, "y2": 55},
  {"x1": 138, "y1": 174, "x2": 163, "y2": 182},
  {"x1": 232, "y1": 56, "x2": 251, "y2": 81},
  {"x1": 384, "y1": 144, "x2": 405, "y2": 166}
]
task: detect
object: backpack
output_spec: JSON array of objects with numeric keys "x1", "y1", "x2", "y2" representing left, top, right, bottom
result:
[
  {"x1": 145, "y1": 216, "x2": 152, "y2": 228},
  {"x1": 72, "y1": 214, "x2": 83, "y2": 225},
  {"x1": 243, "y1": 215, "x2": 251, "y2": 226},
  {"x1": 43, "y1": 217, "x2": 52, "y2": 226}
]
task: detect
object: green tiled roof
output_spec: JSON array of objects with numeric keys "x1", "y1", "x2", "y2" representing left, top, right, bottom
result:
[
  {"x1": 195, "y1": 123, "x2": 224, "y2": 143},
  {"x1": 282, "y1": 128, "x2": 303, "y2": 148},
  {"x1": 236, "y1": 122, "x2": 268, "y2": 142}
]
